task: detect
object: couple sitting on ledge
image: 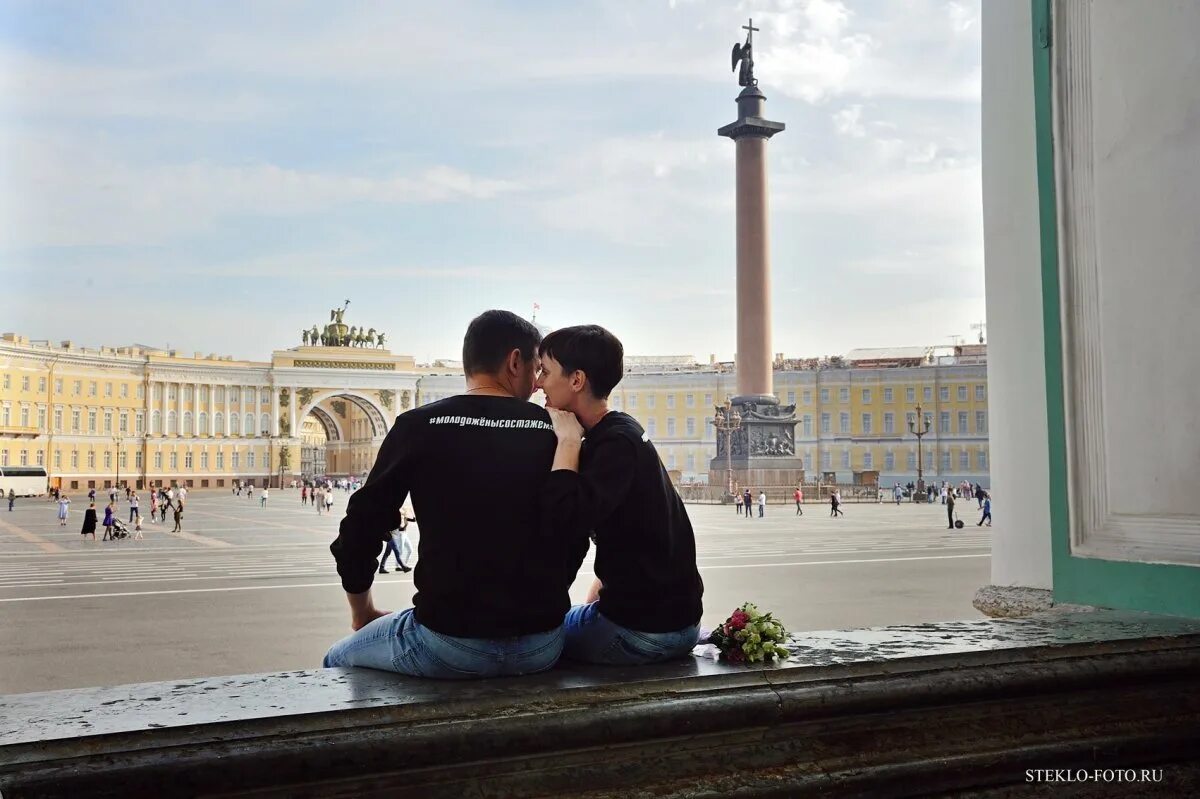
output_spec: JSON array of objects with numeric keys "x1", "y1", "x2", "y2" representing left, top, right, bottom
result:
[{"x1": 323, "y1": 310, "x2": 704, "y2": 679}]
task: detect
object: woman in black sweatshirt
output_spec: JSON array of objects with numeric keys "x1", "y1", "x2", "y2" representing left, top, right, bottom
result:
[{"x1": 539, "y1": 325, "x2": 703, "y2": 665}]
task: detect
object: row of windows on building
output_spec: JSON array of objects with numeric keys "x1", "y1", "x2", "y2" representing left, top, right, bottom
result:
[
  {"x1": 1, "y1": 374, "x2": 272, "y2": 405},
  {"x1": 606, "y1": 384, "x2": 987, "y2": 411},
  {"x1": 0, "y1": 447, "x2": 267, "y2": 471},
  {"x1": 0, "y1": 405, "x2": 274, "y2": 437},
  {"x1": 657, "y1": 447, "x2": 988, "y2": 474},
  {"x1": 148, "y1": 385, "x2": 271, "y2": 405},
  {"x1": 632, "y1": 409, "x2": 988, "y2": 440},
  {"x1": 415, "y1": 384, "x2": 989, "y2": 412}
]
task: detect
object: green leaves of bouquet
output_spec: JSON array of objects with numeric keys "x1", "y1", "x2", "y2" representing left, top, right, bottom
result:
[{"x1": 708, "y1": 603, "x2": 789, "y2": 663}]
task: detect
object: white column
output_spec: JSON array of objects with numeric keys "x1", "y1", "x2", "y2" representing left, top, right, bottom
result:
[
  {"x1": 271, "y1": 386, "x2": 280, "y2": 437},
  {"x1": 981, "y1": 0, "x2": 1051, "y2": 589},
  {"x1": 288, "y1": 387, "x2": 298, "y2": 438},
  {"x1": 159, "y1": 380, "x2": 167, "y2": 436}
]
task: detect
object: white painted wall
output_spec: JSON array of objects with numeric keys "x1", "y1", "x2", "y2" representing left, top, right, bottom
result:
[
  {"x1": 1054, "y1": 1, "x2": 1200, "y2": 566},
  {"x1": 981, "y1": 0, "x2": 1052, "y2": 588}
]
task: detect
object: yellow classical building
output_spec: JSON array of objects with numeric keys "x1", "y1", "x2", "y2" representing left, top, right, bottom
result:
[
  {"x1": 2, "y1": 329, "x2": 988, "y2": 495},
  {"x1": 0, "y1": 330, "x2": 419, "y2": 492},
  {"x1": 604, "y1": 346, "x2": 990, "y2": 489}
]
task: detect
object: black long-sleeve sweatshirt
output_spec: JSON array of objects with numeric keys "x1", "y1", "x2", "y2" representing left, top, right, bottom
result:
[
  {"x1": 542, "y1": 411, "x2": 703, "y2": 632},
  {"x1": 329, "y1": 395, "x2": 568, "y2": 638}
]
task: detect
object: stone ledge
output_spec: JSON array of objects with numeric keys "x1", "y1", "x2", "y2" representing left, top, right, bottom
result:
[
  {"x1": 2, "y1": 610, "x2": 1199, "y2": 798},
  {"x1": 971, "y1": 585, "x2": 1101, "y2": 618}
]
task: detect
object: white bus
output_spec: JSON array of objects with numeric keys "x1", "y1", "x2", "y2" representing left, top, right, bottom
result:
[{"x1": 0, "y1": 466, "x2": 48, "y2": 497}]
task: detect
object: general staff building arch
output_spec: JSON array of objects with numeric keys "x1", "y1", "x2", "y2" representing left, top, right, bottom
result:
[{"x1": 0, "y1": 310, "x2": 435, "y2": 491}]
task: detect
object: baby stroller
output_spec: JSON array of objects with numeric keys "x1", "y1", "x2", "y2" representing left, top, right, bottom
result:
[{"x1": 110, "y1": 517, "x2": 131, "y2": 540}]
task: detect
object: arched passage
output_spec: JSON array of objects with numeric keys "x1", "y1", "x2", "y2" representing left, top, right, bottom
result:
[{"x1": 297, "y1": 391, "x2": 388, "y2": 480}]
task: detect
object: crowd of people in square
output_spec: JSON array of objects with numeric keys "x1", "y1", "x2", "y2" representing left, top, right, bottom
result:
[{"x1": 49, "y1": 482, "x2": 189, "y2": 541}]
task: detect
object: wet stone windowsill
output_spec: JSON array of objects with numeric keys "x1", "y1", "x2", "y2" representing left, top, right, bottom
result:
[{"x1": 2, "y1": 609, "x2": 1199, "y2": 798}]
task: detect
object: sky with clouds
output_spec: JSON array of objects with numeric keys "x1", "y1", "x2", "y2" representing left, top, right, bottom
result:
[{"x1": 0, "y1": 0, "x2": 983, "y2": 362}]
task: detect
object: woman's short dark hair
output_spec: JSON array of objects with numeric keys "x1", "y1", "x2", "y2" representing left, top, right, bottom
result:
[
  {"x1": 538, "y1": 325, "x2": 624, "y2": 400},
  {"x1": 462, "y1": 310, "x2": 543, "y2": 377}
]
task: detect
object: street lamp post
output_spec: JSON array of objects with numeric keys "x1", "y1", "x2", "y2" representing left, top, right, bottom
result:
[
  {"x1": 112, "y1": 434, "x2": 124, "y2": 492},
  {"x1": 713, "y1": 399, "x2": 742, "y2": 499},
  {"x1": 907, "y1": 402, "x2": 932, "y2": 499}
]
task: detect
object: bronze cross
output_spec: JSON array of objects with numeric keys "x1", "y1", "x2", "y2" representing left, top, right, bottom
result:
[{"x1": 743, "y1": 18, "x2": 759, "y2": 44}]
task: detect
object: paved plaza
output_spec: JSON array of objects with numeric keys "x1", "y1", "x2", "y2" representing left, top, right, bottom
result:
[{"x1": 0, "y1": 491, "x2": 990, "y2": 693}]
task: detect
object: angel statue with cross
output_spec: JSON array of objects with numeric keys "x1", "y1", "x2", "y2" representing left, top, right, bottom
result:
[{"x1": 731, "y1": 19, "x2": 759, "y2": 87}]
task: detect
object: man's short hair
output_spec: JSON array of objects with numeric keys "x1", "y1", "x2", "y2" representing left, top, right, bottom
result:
[
  {"x1": 462, "y1": 310, "x2": 543, "y2": 377},
  {"x1": 539, "y1": 325, "x2": 624, "y2": 400}
]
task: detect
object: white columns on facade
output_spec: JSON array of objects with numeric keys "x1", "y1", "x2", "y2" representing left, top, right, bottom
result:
[
  {"x1": 288, "y1": 386, "x2": 297, "y2": 438},
  {"x1": 271, "y1": 386, "x2": 280, "y2": 437},
  {"x1": 159, "y1": 380, "x2": 167, "y2": 436}
]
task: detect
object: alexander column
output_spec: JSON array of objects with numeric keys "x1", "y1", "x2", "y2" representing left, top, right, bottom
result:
[{"x1": 710, "y1": 19, "x2": 803, "y2": 494}]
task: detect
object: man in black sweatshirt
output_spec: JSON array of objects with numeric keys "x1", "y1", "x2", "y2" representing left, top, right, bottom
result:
[
  {"x1": 324, "y1": 310, "x2": 568, "y2": 678},
  {"x1": 539, "y1": 325, "x2": 703, "y2": 665}
]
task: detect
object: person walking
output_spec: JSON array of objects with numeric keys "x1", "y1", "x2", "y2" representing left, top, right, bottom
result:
[
  {"x1": 301, "y1": 485, "x2": 308, "y2": 506},
  {"x1": 81, "y1": 502, "x2": 98, "y2": 540},
  {"x1": 395, "y1": 509, "x2": 415, "y2": 571},
  {"x1": 734, "y1": 491, "x2": 743, "y2": 516},
  {"x1": 794, "y1": 485, "x2": 804, "y2": 516},
  {"x1": 315, "y1": 487, "x2": 324, "y2": 515},
  {"x1": 128, "y1": 492, "x2": 139, "y2": 524},
  {"x1": 56, "y1": 494, "x2": 71, "y2": 526},
  {"x1": 742, "y1": 488, "x2": 753, "y2": 521},
  {"x1": 88, "y1": 487, "x2": 96, "y2": 504},
  {"x1": 261, "y1": 487, "x2": 269, "y2": 508},
  {"x1": 133, "y1": 514, "x2": 144, "y2": 541},
  {"x1": 830, "y1": 489, "x2": 844, "y2": 517},
  {"x1": 172, "y1": 501, "x2": 183, "y2": 533},
  {"x1": 247, "y1": 484, "x2": 254, "y2": 501},
  {"x1": 324, "y1": 488, "x2": 334, "y2": 515},
  {"x1": 101, "y1": 502, "x2": 115, "y2": 541},
  {"x1": 150, "y1": 491, "x2": 159, "y2": 523},
  {"x1": 757, "y1": 490, "x2": 766, "y2": 518},
  {"x1": 947, "y1": 490, "x2": 957, "y2": 530},
  {"x1": 378, "y1": 510, "x2": 414, "y2": 574},
  {"x1": 978, "y1": 495, "x2": 992, "y2": 527},
  {"x1": 7, "y1": 488, "x2": 15, "y2": 511},
  {"x1": 893, "y1": 483, "x2": 903, "y2": 505}
]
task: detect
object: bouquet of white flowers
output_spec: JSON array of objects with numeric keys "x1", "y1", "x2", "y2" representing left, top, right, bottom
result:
[{"x1": 707, "y1": 602, "x2": 789, "y2": 663}]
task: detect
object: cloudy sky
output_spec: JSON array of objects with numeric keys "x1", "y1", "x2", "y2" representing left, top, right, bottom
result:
[{"x1": 0, "y1": 0, "x2": 983, "y2": 362}]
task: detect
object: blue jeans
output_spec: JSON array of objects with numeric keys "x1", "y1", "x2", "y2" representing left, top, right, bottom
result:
[
  {"x1": 379, "y1": 535, "x2": 413, "y2": 569},
  {"x1": 562, "y1": 602, "x2": 700, "y2": 665},
  {"x1": 322, "y1": 608, "x2": 564, "y2": 679}
]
